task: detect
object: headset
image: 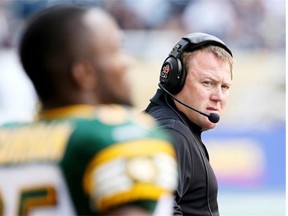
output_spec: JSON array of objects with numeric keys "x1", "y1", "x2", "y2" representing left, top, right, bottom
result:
[{"x1": 159, "y1": 32, "x2": 233, "y2": 95}]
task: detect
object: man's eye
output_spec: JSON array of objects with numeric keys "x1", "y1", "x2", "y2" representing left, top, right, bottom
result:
[
  {"x1": 222, "y1": 85, "x2": 230, "y2": 90},
  {"x1": 203, "y1": 81, "x2": 212, "y2": 86}
]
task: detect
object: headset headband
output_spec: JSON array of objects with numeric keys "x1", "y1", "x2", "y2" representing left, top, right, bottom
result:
[{"x1": 169, "y1": 32, "x2": 233, "y2": 58}]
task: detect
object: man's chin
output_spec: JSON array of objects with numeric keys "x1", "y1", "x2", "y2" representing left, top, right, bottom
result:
[{"x1": 202, "y1": 123, "x2": 216, "y2": 131}]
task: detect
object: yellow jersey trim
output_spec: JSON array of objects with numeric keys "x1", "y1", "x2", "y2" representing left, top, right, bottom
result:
[
  {"x1": 98, "y1": 184, "x2": 169, "y2": 212},
  {"x1": 89, "y1": 139, "x2": 175, "y2": 166},
  {"x1": 38, "y1": 105, "x2": 96, "y2": 120}
]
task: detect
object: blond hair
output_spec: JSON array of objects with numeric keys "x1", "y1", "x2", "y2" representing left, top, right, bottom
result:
[{"x1": 181, "y1": 45, "x2": 234, "y2": 79}]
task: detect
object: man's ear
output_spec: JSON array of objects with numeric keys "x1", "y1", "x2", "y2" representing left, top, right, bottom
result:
[{"x1": 71, "y1": 61, "x2": 98, "y2": 90}]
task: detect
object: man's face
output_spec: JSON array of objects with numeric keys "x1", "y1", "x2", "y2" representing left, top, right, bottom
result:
[
  {"x1": 94, "y1": 31, "x2": 133, "y2": 106},
  {"x1": 175, "y1": 50, "x2": 232, "y2": 130},
  {"x1": 84, "y1": 9, "x2": 133, "y2": 106}
]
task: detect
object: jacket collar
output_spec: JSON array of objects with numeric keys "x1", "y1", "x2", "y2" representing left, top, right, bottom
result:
[{"x1": 148, "y1": 88, "x2": 203, "y2": 134}]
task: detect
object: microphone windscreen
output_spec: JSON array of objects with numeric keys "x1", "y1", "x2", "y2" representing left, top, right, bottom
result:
[{"x1": 208, "y1": 113, "x2": 220, "y2": 123}]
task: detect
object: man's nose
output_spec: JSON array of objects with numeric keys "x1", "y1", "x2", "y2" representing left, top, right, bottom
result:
[{"x1": 210, "y1": 86, "x2": 224, "y2": 101}]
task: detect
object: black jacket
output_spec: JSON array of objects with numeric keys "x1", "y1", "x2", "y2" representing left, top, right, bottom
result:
[{"x1": 145, "y1": 89, "x2": 219, "y2": 216}]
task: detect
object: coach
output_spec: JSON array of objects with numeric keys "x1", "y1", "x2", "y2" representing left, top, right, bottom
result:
[{"x1": 145, "y1": 32, "x2": 234, "y2": 216}]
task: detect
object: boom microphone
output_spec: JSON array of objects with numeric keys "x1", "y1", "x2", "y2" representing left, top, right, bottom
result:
[{"x1": 159, "y1": 83, "x2": 220, "y2": 123}]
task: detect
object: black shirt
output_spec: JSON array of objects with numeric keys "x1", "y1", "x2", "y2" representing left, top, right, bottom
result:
[{"x1": 145, "y1": 89, "x2": 219, "y2": 216}]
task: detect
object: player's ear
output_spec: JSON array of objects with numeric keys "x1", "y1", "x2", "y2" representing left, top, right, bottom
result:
[{"x1": 71, "y1": 60, "x2": 98, "y2": 90}]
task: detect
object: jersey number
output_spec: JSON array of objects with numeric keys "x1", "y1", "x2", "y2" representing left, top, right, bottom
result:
[
  {"x1": 0, "y1": 186, "x2": 57, "y2": 216},
  {"x1": 0, "y1": 165, "x2": 74, "y2": 216}
]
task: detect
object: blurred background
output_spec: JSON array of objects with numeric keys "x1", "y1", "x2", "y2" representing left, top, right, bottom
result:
[{"x1": 0, "y1": 0, "x2": 285, "y2": 215}]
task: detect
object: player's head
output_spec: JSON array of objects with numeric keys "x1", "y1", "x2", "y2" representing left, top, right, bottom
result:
[{"x1": 19, "y1": 5, "x2": 133, "y2": 108}]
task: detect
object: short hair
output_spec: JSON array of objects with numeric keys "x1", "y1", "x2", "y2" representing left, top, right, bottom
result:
[
  {"x1": 19, "y1": 5, "x2": 92, "y2": 101},
  {"x1": 181, "y1": 45, "x2": 234, "y2": 79}
]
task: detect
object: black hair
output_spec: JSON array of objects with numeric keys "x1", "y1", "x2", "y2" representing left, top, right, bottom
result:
[{"x1": 19, "y1": 5, "x2": 92, "y2": 102}]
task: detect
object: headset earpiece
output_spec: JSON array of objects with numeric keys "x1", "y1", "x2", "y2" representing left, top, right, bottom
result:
[{"x1": 159, "y1": 56, "x2": 186, "y2": 94}]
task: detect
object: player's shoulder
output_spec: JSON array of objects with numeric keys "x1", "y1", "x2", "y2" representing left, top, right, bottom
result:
[
  {"x1": 77, "y1": 104, "x2": 160, "y2": 134},
  {"x1": 81, "y1": 105, "x2": 169, "y2": 142}
]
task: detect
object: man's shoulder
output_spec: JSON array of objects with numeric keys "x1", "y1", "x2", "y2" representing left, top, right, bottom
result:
[
  {"x1": 146, "y1": 103, "x2": 177, "y2": 120},
  {"x1": 146, "y1": 105, "x2": 187, "y2": 130}
]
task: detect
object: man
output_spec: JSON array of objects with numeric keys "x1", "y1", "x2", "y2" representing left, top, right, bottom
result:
[
  {"x1": 0, "y1": 5, "x2": 178, "y2": 216},
  {"x1": 145, "y1": 32, "x2": 233, "y2": 216}
]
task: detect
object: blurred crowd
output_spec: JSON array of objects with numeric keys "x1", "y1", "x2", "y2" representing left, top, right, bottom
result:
[
  {"x1": 0, "y1": 0, "x2": 285, "y2": 50},
  {"x1": 0, "y1": 0, "x2": 285, "y2": 124}
]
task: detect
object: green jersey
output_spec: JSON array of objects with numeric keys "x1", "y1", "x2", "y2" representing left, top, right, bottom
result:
[{"x1": 0, "y1": 105, "x2": 177, "y2": 215}]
